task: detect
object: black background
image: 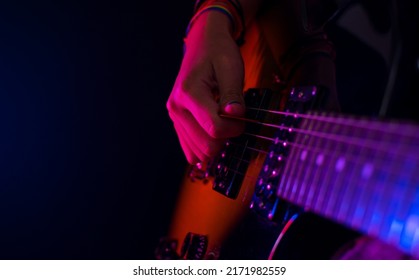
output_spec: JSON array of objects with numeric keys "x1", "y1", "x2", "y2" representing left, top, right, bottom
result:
[{"x1": 0, "y1": 1, "x2": 193, "y2": 259}]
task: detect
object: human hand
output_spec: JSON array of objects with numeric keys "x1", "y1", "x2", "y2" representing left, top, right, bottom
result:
[{"x1": 166, "y1": 11, "x2": 246, "y2": 165}]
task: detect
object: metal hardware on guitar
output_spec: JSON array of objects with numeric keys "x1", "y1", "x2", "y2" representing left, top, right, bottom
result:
[{"x1": 155, "y1": 233, "x2": 209, "y2": 260}]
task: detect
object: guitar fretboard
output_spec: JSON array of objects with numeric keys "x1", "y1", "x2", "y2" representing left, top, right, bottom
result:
[{"x1": 277, "y1": 112, "x2": 419, "y2": 258}]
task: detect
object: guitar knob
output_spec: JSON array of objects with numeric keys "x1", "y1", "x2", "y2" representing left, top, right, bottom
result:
[
  {"x1": 180, "y1": 232, "x2": 208, "y2": 260},
  {"x1": 154, "y1": 237, "x2": 181, "y2": 260}
]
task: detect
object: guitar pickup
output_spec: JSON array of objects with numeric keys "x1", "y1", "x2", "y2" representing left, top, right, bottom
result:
[{"x1": 212, "y1": 88, "x2": 274, "y2": 199}]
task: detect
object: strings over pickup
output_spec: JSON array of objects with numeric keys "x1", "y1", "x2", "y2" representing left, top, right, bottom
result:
[
  {"x1": 212, "y1": 88, "x2": 274, "y2": 199},
  {"x1": 212, "y1": 86, "x2": 327, "y2": 204}
]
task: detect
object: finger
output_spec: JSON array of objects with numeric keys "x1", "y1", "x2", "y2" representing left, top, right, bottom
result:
[
  {"x1": 172, "y1": 121, "x2": 200, "y2": 165},
  {"x1": 174, "y1": 120, "x2": 210, "y2": 164},
  {"x1": 170, "y1": 109, "x2": 211, "y2": 163},
  {"x1": 171, "y1": 104, "x2": 226, "y2": 158},
  {"x1": 213, "y1": 49, "x2": 245, "y2": 117},
  {"x1": 181, "y1": 77, "x2": 245, "y2": 139},
  {"x1": 170, "y1": 105, "x2": 223, "y2": 160}
]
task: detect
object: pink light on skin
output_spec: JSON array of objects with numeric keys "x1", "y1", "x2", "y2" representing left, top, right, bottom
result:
[{"x1": 224, "y1": 101, "x2": 245, "y2": 116}]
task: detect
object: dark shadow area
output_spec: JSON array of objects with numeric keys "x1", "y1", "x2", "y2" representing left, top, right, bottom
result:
[{"x1": 0, "y1": 1, "x2": 192, "y2": 259}]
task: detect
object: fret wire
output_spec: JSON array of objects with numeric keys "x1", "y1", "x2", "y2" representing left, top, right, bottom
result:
[
  {"x1": 400, "y1": 143, "x2": 419, "y2": 246},
  {"x1": 223, "y1": 139, "x2": 414, "y2": 214},
  {"x1": 218, "y1": 130, "x2": 413, "y2": 246},
  {"x1": 215, "y1": 115, "x2": 419, "y2": 236},
  {"x1": 306, "y1": 113, "x2": 336, "y2": 213},
  {"x1": 221, "y1": 114, "x2": 419, "y2": 160},
  {"x1": 337, "y1": 118, "x2": 375, "y2": 230},
  {"x1": 240, "y1": 128, "x2": 419, "y2": 177},
  {"x1": 314, "y1": 116, "x2": 344, "y2": 217},
  {"x1": 223, "y1": 139, "x2": 415, "y2": 213},
  {"x1": 367, "y1": 127, "x2": 400, "y2": 238},
  {"x1": 356, "y1": 120, "x2": 379, "y2": 228},
  {"x1": 277, "y1": 115, "x2": 305, "y2": 199},
  {"x1": 379, "y1": 130, "x2": 412, "y2": 245},
  {"x1": 388, "y1": 147, "x2": 419, "y2": 251},
  {"x1": 319, "y1": 118, "x2": 351, "y2": 219},
  {"x1": 295, "y1": 112, "x2": 325, "y2": 207},
  {"x1": 244, "y1": 107, "x2": 419, "y2": 138},
  {"x1": 281, "y1": 118, "x2": 306, "y2": 202},
  {"x1": 287, "y1": 117, "x2": 316, "y2": 204}
]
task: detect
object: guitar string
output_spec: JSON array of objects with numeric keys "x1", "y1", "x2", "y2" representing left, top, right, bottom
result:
[
  {"x1": 216, "y1": 138, "x2": 413, "y2": 232},
  {"x1": 221, "y1": 138, "x2": 415, "y2": 253},
  {"x1": 225, "y1": 119, "x2": 417, "y2": 199},
  {"x1": 228, "y1": 131, "x2": 418, "y2": 176},
  {"x1": 225, "y1": 138, "x2": 414, "y2": 184},
  {"x1": 212, "y1": 104, "x2": 418, "y2": 237},
  {"x1": 243, "y1": 107, "x2": 419, "y2": 138},
  {"x1": 222, "y1": 141, "x2": 411, "y2": 227},
  {"x1": 220, "y1": 114, "x2": 419, "y2": 160}
]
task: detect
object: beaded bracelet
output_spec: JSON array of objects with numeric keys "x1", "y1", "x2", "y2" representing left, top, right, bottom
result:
[{"x1": 185, "y1": 0, "x2": 246, "y2": 46}]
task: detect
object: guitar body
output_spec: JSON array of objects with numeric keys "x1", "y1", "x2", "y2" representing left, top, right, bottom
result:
[{"x1": 159, "y1": 2, "x2": 419, "y2": 260}]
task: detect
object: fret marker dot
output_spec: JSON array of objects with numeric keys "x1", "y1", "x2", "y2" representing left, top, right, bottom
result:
[
  {"x1": 405, "y1": 215, "x2": 419, "y2": 243},
  {"x1": 362, "y1": 163, "x2": 374, "y2": 178},
  {"x1": 335, "y1": 157, "x2": 345, "y2": 171},
  {"x1": 316, "y1": 154, "x2": 324, "y2": 166},
  {"x1": 300, "y1": 150, "x2": 308, "y2": 161}
]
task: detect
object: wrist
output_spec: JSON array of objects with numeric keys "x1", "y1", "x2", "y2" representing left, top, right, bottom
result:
[
  {"x1": 185, "y1": 0, "x2": 245, "y2": 46},
  {"x1": 183, "y1": 10, "x2": 235, "y2": 51}
]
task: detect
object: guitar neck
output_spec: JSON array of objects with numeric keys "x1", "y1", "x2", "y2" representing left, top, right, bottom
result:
[{"x1": 277, "y1": 112, "x2": 419, "y2": 258}]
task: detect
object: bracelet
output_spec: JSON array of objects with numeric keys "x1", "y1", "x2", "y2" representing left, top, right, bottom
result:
[{"x1": 185, "y1": 0, "x2": 245, "y2": 46}]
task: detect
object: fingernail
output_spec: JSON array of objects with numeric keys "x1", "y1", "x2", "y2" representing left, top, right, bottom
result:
[{"x1": 224, "y1": 101, "x2": 244, "y2": 115}]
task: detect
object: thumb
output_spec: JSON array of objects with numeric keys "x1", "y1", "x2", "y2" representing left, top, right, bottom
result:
[
  {"x1": 214, "y1": 52, "x2": 245, "y2": 117},
  {"x1": 221, "y1": 92, "x2": 245, "y2": 117}
]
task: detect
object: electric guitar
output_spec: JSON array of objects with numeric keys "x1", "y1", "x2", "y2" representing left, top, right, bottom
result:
[{"x1": 156, "y1": 8, "x2": 419, "y2": 260}]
